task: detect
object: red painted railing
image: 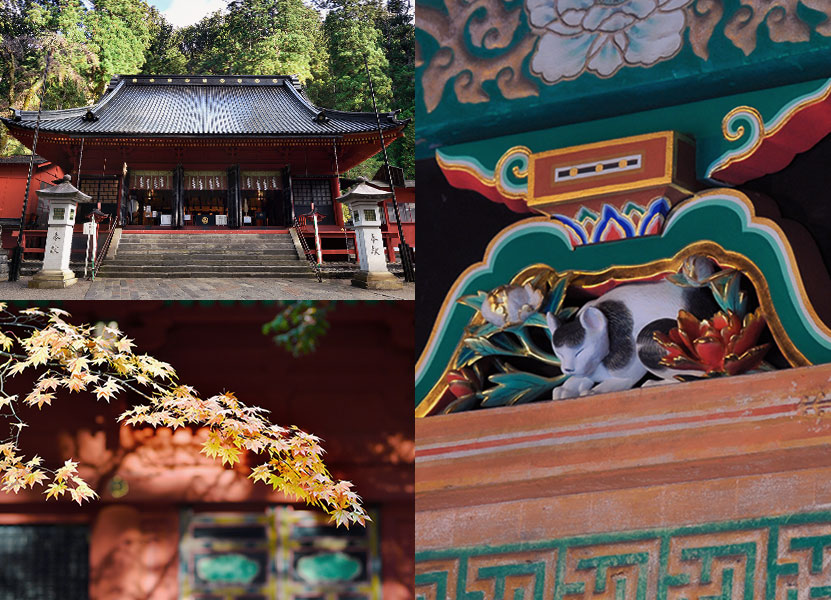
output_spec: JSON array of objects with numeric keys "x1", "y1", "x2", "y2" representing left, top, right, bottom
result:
[
  {"x1": 295, "y1": 227, "x2": 402, "y2": 263},
  {"x1": 92, "y1": 214, "x2": 119, "y2": 279},
  {"x1": 16, "y1": 226, "x2": 116, "y2": 261}
]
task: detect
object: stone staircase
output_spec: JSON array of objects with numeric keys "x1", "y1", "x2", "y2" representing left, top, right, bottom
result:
[{"x1": 94, "y1": 231, "x2": 317, "y2": 278}]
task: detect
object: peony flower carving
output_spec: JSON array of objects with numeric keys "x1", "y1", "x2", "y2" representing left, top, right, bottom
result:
[
  {"x1": 480, "y1": 283, "x2": 544, "y2": 328},
  {"x1": 526, "y1": 0, "x2": 692, "y2": 83},
  {"x1": 654, "y1": 308, "x2": 770, "y2": 376}
]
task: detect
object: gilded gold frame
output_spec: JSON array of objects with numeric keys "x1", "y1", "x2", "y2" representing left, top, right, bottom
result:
[{"x1": 416, "y1": 240, "x2": 811, "y2": 418}]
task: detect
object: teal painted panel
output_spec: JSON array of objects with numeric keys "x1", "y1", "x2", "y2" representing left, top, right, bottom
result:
[
  {"x1": 296, "y1": 552, "x2": 363, "y2": 583},
  {"x1": 195, "y1": 553, "x2": 261, "y2": 583},
  {"x1": 417, "y1": 0, "x2": 831, "y2": 156}
]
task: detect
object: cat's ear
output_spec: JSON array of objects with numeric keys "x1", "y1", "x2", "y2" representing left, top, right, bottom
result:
[
  {"x1": 545, "y1": 312, "x2": 560, "y2": 336},
  {"x1": 579, "y1": 306, "x2": 607, "y2": 333}
]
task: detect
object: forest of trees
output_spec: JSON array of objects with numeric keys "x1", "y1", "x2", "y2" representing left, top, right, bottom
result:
[{"x1": 0, "y1": 0, "x2": 414, "y2": 177}]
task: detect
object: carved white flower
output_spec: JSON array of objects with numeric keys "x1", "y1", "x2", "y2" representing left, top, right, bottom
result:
[
  {"x1": 480, "y1": 284, "x2": 544, "y2": 328},
  {"x1": 526, "y1": 0, "x2": 691, "y2": 83}
]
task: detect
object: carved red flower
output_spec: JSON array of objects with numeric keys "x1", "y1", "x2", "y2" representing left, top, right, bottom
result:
[
  {"x1": 654, "y1": 308, "x2": 770, "y2": 376},
  {"x1": 445, "y1": 368, "x2": 481, "y2": 398}
]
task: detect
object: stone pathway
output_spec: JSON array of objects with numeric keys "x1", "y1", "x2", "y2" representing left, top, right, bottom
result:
[{"x1": 0, "y1": 277, "x2": 414, "y2": 300}]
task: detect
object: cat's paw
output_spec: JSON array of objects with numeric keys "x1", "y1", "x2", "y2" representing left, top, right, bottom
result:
[
  {"x1": 576, "y1": 379, "x2": 595, "y2": 395},
  {"x1": 553, "y1": 386, "x2": 576, "y2": 400},
  {"x1": 554, "y1": 377, "x2": 594, "y2": 399}
]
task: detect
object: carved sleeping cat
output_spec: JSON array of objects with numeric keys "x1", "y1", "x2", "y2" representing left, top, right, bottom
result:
[{"x1": 546, "y1": 281, "x2": 717, "y2": 399}]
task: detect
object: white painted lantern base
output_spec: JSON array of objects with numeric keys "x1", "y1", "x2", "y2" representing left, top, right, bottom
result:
[
  {"x1": 351, "y1": 227, "x2": 402, "y2": 290},
  {"x1": 30, "y1": 213, "x2": 77, "y2": 288},
  {"x1": 351, "y1": 269, "x2": 402, "y2": 290},
  {"x1": 29, "y1": 269, "x2": 77, "y2": 289}
]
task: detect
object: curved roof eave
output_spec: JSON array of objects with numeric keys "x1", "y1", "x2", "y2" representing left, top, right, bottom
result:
[
  {"x1": 0, "y1": 118, "x2": 406, "y2": 139},
  {"x1": 3, "y1": 74, "x2": 408, "y2": 136}
]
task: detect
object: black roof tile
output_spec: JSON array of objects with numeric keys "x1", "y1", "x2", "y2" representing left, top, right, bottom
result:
[{"x1": 2, "y1": 75, "x2": 407, "y2": 137}]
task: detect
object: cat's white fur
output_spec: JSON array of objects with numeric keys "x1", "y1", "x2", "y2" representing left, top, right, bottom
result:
[{"x1": 546, "y1": 281, "x2": 695, "y2": 400}]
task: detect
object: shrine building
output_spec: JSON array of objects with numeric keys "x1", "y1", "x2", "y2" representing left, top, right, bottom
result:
[{"x1": 1, "y1": 74, "x2": 408, "y2": 231}]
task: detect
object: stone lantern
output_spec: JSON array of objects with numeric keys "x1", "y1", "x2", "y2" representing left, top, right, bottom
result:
[
  {"x1": 29, "y1": 174, "x2": 89, "y2": 289},
  {"x1": 337, "y1": 178, "x2": 402, "y2": 290}
]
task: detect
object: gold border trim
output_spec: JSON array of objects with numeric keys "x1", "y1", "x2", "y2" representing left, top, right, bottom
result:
[
  {"x1": 436, "y1": 146, "x2": 531, "y2": 201},
  {"x1": 712, "y1": 80, "x2": 831, "y2": 176},
  {"x1": 526, "y1": 131, "x2": 687, "y2": 208},
  {"x1": 495, "y1": 146, "x2": 532, "y2": 199}
]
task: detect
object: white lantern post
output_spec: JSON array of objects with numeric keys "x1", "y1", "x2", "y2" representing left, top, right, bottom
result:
[
  {"x1": 337, "y1": 177, "x2": 402, "y2": 290},
  {"x1": 29, "y1": 175, "x2": 89, "y2": 288}
]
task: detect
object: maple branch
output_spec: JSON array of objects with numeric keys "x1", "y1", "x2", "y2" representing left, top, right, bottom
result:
[{"x1": 0, "y1": 305, "x2": 368, "y2": 526}]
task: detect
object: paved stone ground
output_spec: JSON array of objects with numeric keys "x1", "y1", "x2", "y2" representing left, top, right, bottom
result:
[{"x1": 0, "y1": 276, "x2": 414, "y2": 300}]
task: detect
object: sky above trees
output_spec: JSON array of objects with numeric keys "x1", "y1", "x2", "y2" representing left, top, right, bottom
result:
[{"x1": 148, "y1": 0, "x2": 227, "y2": 27}]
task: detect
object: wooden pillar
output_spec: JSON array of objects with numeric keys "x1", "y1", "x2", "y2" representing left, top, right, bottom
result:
[
  {"x1": 333, "y1": 176, "x2": 344, "y2": 228},
  {"x1": 118, "y1": 169, "x2": 128, "y2": 225},
  {"x1": 284, "y1": 166, "x2": 293, "y2": 225},
  {"x1": 173, "y1": 165, "x2": 184, "y2": 228},
  {"x1": 386, "y1": 232, "x2": 397, "y2": 262},
  {"x1": 227, "y1": 165, "x2": 240, "y2": 228}
]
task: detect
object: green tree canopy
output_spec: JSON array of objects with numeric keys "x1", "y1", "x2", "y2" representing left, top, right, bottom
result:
[{"x1": 0, "y1": 0, "x2": 415, "y2": 177}]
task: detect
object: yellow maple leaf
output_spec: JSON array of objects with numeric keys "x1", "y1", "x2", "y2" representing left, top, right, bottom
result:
[
  {"x1": 218, "y1": 445, "x2": 241, "y2": 467},
  {"x1": 349, "y1": 510, "x2": 370, "y2": 526},
  {"x1": 45, "y1": 482, "x2": 66, "y2": 500},
  {"x1": 24, "y1": 390, "x2": 54, "y2": 409},
  {"x1": 8, "y1": 361, "x2": 30, "y2": 376},
  {"x1": 249, "y1": 464, "x2": 271, "y2": 483},
  {"x1": 114, "y1": 337, "x2": 134, "y2": 353},
  {"x1": 65, "y1": 356, "x2": 89, "y2": 374},
  {"x1": 28, "y1": 346, "x2": 50, "y2": 366},
  {"x1": 68, "y1": 487, "x2": 85, "y2": 505},
  {"x1": 201, "y1": 434, "x2": 223, "y2": 460},
  {"x1": 64, "y1": 374, "x2": 88, "y2": 393},
  {"x1": 37, "y1": 377, "x2": 61, "y2": 391},
  {"x1": 0, "y1": 332, "x2": 13, "y2": 351},
  {"x1": 25, "y1": 470, "x2": 47, "y2": 488},
  {"x1": 55, "y1": 459, "x2": 78, "y2": 482}
]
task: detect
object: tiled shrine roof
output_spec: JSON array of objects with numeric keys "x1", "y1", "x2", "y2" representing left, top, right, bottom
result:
[{"x1": 2, "y1": 75, "x2": 407, "y2": 137}]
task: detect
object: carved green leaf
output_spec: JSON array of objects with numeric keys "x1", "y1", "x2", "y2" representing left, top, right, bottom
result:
[
  {"x1": 481, "y1": 372, "x2": 566, "y2": 407},
  {"x1": 542, "y1": 276, "x2": 570, "y2": 315},
  {"x1": 455, "y1": 345, "x2": 479, "y2": 368},
  {"x1": 463, "y1": 335, "x2": 523, "y2": 359},
  {"x1": 444, "y1": 392, "x2": 483, "y2": 413},
  {"x1": 557, "y1": 306, "x2": 579, "y2": 321},
  {"x1": 518, "y1": 312, "x2": 548, "y2": 328},
  {"x1": 709, "y1": 271, "x2": 748, "y2": 316},
  {"x1": 458, "y1": 291, "x2": 488, "y2": 311},
  {"x1": 469, "y1": 321, "x2": 500, "y2": 338}
]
